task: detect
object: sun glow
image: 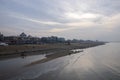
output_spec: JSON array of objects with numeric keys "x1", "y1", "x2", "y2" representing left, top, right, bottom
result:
[{"x1": 65, "y1": 12, "x2": 100, "y2": 20}]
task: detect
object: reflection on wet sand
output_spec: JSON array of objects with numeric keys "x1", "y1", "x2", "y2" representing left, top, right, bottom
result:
[
  {"x1": 29, "y1": 43, "x2": 120, "y2": 80},
  {"x1": 0, "y1": 43, "x2": 120, "y2": 80},
  {"x1": 25, "y1": 50, "x2": 83, "y2": 67}
]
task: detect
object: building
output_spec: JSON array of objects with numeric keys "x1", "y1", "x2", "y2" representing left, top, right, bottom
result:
[{"x1": 0, "y1": 32, "x2": 4, "y2": 42}]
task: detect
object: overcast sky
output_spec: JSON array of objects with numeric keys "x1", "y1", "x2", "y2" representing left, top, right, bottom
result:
[{"x1": 0, "y1": 0, "x2": 120, "y2": 41}]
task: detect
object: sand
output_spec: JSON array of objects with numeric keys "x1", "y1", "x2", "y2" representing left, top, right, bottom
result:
[{"x1": 0, "y1": 42, "x2": 105, "y2": 60}]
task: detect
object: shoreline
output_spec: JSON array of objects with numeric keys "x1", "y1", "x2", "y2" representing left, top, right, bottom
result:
[{"x1": 0, "y1": 42, "x2": 105, "y2": 60}]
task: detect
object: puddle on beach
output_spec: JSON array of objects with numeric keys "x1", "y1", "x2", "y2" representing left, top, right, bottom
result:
[
  {"x1": 0, "y1": 54, "x2": 45, "y2": 75},
  {"x1": 1, "y1": 43, "x2": 120, "y2": 80},
  {"x1": 0, "y1": 48, "x2": 85, "y2": 80},
  {"x1": 0, "y1": 49, "x2": 83, "y2": 69}
]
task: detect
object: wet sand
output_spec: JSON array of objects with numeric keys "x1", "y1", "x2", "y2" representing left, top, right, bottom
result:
[
  {"x1": 27, "y1": 43, "x2": 120, "y2": 80},
  {"x1": 25, "y1": 49, "x2": 83, "y2": 67},
  {"x1": 0, "y1": 43, "x2": 120, "y2": 80},
  {"x1": 0, "y1": 42, "x2": 104, "y2": 60},
  {"x1": 0, "y1": 42, "x2": 105, "y2": 60}
]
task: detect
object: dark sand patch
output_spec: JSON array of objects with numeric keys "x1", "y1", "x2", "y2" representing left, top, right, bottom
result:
[{"x1": 0, "y1": 42, "x2": 105, "y2": 60}]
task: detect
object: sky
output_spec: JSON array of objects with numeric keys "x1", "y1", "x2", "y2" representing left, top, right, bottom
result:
[{"x1": 0, "y1": 0, "x2": 120, "y2": 41}]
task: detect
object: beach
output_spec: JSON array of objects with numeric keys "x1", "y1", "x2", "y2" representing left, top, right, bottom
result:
[
  {"x1": 0, "y1": 42, "x2": 120, "y2": 80},
  {"x1": 0, "y1": 42, "x2": 105, "y2": 60}
]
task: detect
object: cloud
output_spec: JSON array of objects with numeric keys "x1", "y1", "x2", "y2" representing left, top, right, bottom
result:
[
  {"x1": 66, "y1": 21, "x2": 96, "y2": 27},
  {"x1": 9, "y1": 14, "x2": 62, "y2": 25},
  {"x1": 49, "y1": 21, "x2": 96, "y2": 32},
  {"x1": 64, "y1": 12, "x2": 102, "y2": 20},
  {"x1": 101, "y1": 14, "x2": 120, "y2": 29},
  {"x1": 1, "y1": 0, "x2": 120, "y2": 41},
  {"x1": 8, "y1": 12, "x2": 120, "y2": 34},
  {"x1": 49, "y1": 28, "x2": 69, "y2": 32},
  {"x1": 50, "y1": 13, "x2": 120, "y2": 33}
]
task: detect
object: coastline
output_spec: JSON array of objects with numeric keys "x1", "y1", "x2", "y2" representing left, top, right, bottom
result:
[{"x1": 0, "y1": 42, "x2": 105, "y2": 60}]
